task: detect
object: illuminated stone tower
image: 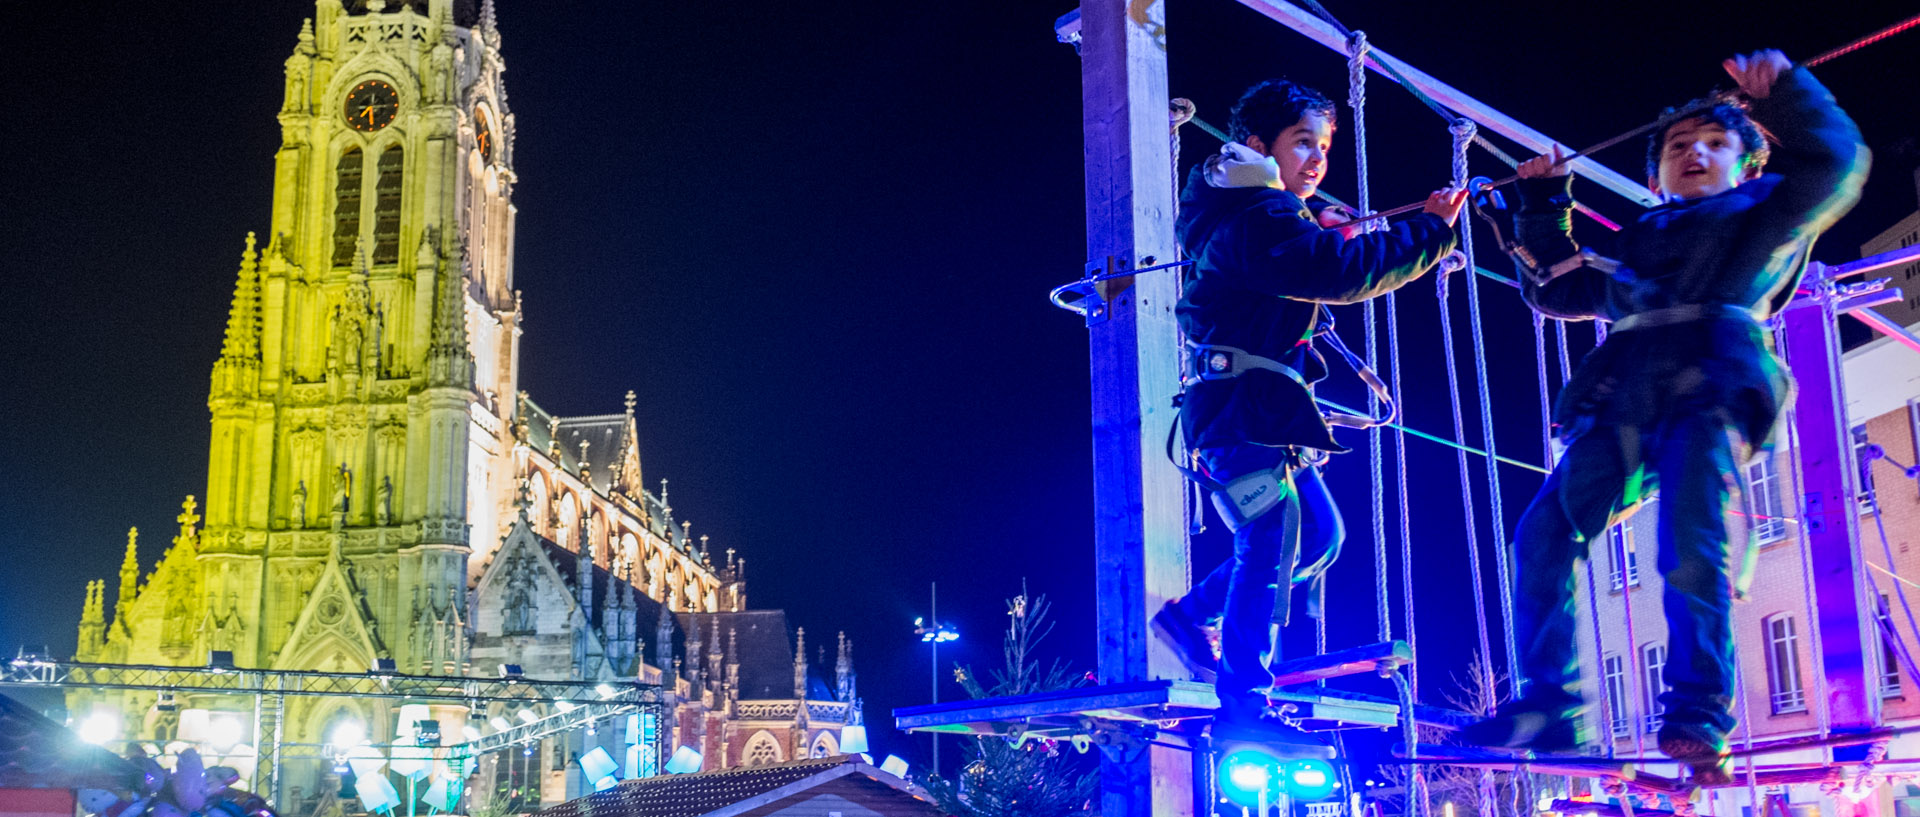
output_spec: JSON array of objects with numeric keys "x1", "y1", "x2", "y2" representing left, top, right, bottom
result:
[
  {"x1": 79, "y1": 0, "x2": 519, "y2": 683},
  {"x1": 195, "y1": 0, "x2": 516, "y2": 678},
  {"x1": 66, "y1": 3, "x2": 859, "y2": 808}
]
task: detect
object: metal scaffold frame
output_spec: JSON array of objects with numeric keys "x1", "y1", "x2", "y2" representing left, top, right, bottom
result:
[{"x1": 3, "y1": 656, "x2": 664, "y2": 809}]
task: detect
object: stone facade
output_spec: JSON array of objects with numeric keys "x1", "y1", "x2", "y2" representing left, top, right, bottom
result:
[{"x1": 63, "y1": 1, "x2": 858, "y2": 813}]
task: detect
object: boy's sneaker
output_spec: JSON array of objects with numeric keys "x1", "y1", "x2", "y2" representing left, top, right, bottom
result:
[
  {"x1": 1658, "y1": 721, "x2": 1732, "y2": 785},
  {"x1": 1211, "y1": 697, "x2": 1336, "y2": 759},
  {"x1": 1151, "y1": 601, "x2": 1218, "y2": 684},
  {"x1": 1456, "y1": 707, "x2": 1586, "y2": 754}
]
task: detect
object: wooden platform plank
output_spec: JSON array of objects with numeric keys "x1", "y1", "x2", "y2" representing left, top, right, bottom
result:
[
  {"x1": 893, "y1": 679, "x2": 1218, "y2": 732},
  {"x1": 1267, "y1": 641, "x2": 1411, "y2": 687},
  {"x1": 895, "y1": 679, "x2": 1428, "y2": 736}
]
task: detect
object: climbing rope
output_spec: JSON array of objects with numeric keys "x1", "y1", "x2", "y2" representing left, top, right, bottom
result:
[
  {"x1": 1804, "y1": 11, "x2": 1920, "y2": 67},
  {"x1": 1351, "y1": 28, "x2": 1392, "y2": 655},
  {"x1": 1435, "y1": 122, "x2": 1499, "y2": 712},
  {"x1": 1454, "y1": 117, "x2": 1524, "y2": 709}
]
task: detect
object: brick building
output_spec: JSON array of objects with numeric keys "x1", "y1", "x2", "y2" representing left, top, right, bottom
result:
[{"x1": 1575, "y1": 239, "x2": 1920, "y2": 814}]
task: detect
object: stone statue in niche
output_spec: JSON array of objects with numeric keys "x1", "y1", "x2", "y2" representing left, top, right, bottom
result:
[
  {"x1": 376, "y1": 476, "x2": 393, "y2": 526},
  {"x1": 332, "y1": 465, "x2": 353, "y2": 530},
  {"x1": 291, "y1": 480, "x2": 308, "y2": 530}
]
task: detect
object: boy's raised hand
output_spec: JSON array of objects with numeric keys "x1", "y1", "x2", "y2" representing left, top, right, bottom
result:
[
  {"x1": 1517, "y1": 144, "x2": 1571, "y2": 180},
  {"x1": 1423, "y1": 186, "x2": 1469, "y2": 227},
  {"x1": 1724, "y1": 49, "x2": 1792, "y2": 100}
]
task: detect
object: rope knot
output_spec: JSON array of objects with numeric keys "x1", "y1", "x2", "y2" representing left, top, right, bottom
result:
[
  {"x1": 1345, "y1": 30, "x2": 1369, "y2": 60},
  {"x1": 1449, "y1": 118, "x2": 1477, "y2": 141},
  {"x1": 1169, "y1": 98, "x2": 1196, "y2": 129}
]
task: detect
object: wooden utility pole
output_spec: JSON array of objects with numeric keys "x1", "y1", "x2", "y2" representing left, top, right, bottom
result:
[{"x1": 1078, "y1": 0, "x2": 1195, "y2": 814}]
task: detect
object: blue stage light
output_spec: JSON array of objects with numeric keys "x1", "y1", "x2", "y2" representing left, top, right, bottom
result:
[
  {"x1": 1216, "y1": 749, "x2": 1282, "y2": 807},
  {"x1": 1218, "y1": 749, "x2": 1341, "y2": 806},
  {"x1": 1285, "y1": 757, "x2": 1339, "y2": 801}
]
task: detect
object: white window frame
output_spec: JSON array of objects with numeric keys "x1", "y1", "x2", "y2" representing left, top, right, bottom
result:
[
  {"x1": 1607, "y1": 524, "x2": 1640, "y2": 592},
  {"x1": 1854, "y1": 425, "x2": 1878, "y2": 514},
  {"x1": 1879, "y1": 595, "x2": 1904, "y2": 700},
  {"x1": 1642, "y1": 643, "x2": 1667, "y2": 733},
  {"x1": 1766, "y1": 615, "x2": 1807, "y2": 714},
  {"x1": 1602, "y1": 654, "x2": 1631, "y2": 739},
  {"x1": 1745, "y1": 455, "x2": 1789, "y2": 545}
]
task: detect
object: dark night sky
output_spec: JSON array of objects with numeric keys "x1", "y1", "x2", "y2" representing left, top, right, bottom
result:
[{"x1": 2, "y1": 0, "x2": 1917, "y2": 772}]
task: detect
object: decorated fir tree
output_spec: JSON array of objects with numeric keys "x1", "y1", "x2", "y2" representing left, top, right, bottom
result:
[{"x1": 924, "y1": 588, "x2": 1099, "y2": 817}]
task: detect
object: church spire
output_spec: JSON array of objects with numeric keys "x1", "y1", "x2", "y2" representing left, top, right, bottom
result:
[
  {"x1": 115, "y1": 528, "x2": 139, "y2": 630},
  {"x1": 212, "y1": 233, "x2": 262, "y2": 397},
  {"x1": 426, "y1": 242, "x2": 471, "y2": 387},
  {"x1": 793, "y1": 627, "x2": 807, "y2": 699},
  {"x1": 77, "y1": 580, "x2": 105, "y2": 659},
  {"x1": 220, "y1": 233, "x2": 260, "y2": 361}
]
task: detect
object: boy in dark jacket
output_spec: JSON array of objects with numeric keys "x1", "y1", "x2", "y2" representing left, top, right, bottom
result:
[
  {"x1": 1463, "y1": 51, "x2": 1868, "y2": 774},
  {"x1": 1153, "y1": 78, "x2": 1465, "y2": 740}
]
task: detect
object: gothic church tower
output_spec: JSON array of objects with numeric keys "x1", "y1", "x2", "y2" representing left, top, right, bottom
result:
[{"x1": 113, "y1": 0, "x2": 519, "y2": 678}]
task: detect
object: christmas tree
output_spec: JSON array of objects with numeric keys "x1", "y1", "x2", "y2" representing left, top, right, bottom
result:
[{"x1": 924, "y1": 587, "x2": 1098, "y2": 817}]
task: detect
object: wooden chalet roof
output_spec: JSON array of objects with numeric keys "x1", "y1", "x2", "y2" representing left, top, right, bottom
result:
[{"x1": 532, "y1": 755, "x2": 944, "y2": 817}]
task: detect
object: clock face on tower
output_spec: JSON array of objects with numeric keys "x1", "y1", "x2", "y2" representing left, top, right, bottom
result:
[
  {"x1": 475, "y1": 107, "x2": 495, "y2": 165},
  {"x1": 344, "y1": 80, "x2": 400, "y2": 132}
]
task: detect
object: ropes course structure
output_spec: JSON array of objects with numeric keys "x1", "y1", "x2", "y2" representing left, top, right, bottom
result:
[{"x1": 903, "y1": 4, "x2": 1920, "y2": 817}]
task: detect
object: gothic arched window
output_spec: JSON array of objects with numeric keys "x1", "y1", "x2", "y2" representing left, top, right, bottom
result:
[
  {"x1": 743, "y1": 731, "x2": 783, "y2": 766},
  {"x1": 371, "y1": 145, "x2": 404, "y2": 265},
  {"x1": 555, "y1": 493, "x2": 578, "y2": 550},
  {"x1": 527, "y1": 476, "x2": 550, "y2": 537},
  {"x1": 332, "y1": 148, "x2": 364, "y2": 266},
  {"x1": 619, "y1": 533, "x2": 640, "y2": 578},
  {"x1": 810, "y1": 732, "x2": 839, "y2": 758}
]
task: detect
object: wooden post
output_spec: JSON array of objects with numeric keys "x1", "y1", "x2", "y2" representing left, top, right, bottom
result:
[
  {"x1": 1079, "y1": 0, "x2": 1194, "y2": 814},
  {"x1": 1779, "y1": 270, "x2": 1879, "y2": 732}
]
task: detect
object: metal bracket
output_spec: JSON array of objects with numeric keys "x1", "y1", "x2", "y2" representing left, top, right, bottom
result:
[{"x1": 1049, "y1": 255, "x2": 1192, "y2": 327}]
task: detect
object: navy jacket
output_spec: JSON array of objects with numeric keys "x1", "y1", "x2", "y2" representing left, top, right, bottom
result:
[
  {"x1": 1515, "y1": 67, "x2": 1868, "y2": 447},
  {"x1": 1175, "y1": 163, "x2": 1458, "y2": 452}
]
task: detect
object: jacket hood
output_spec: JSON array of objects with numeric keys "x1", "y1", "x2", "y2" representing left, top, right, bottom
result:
[{"x1": 1177, "y1": 145, "x2": 1305, "y2": 258}]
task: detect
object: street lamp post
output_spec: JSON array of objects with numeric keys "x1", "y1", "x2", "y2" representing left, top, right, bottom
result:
[{"x1": 913, "y1": 582, "x2": 958, "y2": 774}]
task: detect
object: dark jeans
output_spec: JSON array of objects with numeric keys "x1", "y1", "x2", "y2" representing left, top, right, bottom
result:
[
  {"x1": 1179, "y1": 445, "x2": 1345, "y2": 700},
  {"x1": 1511, "y1": 415, "x2": 1742, "y2": 734}
]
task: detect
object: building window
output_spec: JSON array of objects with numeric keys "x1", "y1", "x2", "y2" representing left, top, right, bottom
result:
[
  {"x1": 556, "y1": 493, "x2": 578, "y2": 550},
  {"x1": 1880, "y1": 596, "x2": 1904, "y2": 699},
  {"x1": 743, "y1": 731, "x2": 783, "y2": 767},
  {"x1": 372, "y1": 145, "x2": 404, "y2": 265},
  {"x1": 1607, "y1": 524, "x2": 1639, "y2": 592},
  {"x1": 1602, "y1": 654, "x2": 1631, "y2": 739},
  {"x1": 1745, "y1": 454, "x2": 1789, "y2": 544},
  {"x1": 332, "y1": 148, "x2": 364, "y2": 266},
  {"x1": 1642, "y1": 643, "x2": 1667, "y2": 732},
  {"x1": 1766, "y1": 615, "x2": 1807, "y2": 714},
  {"x1": 1855, "y1": 425, "x2": 1878, "y2": 514},
  {"x1": 810, "y1": 732, "x2": 839, "y2": 758}
]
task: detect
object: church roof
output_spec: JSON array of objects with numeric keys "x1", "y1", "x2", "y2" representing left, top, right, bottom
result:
[
  {"x1": 0, "y1": 693, "x2": 143, "y2": 791},
  {"x1": 521, "y1": 397, "x2": 642, "y2": 500},
  {"x1": 530, "y1": 755, "x2": 942, "y2": 817}
]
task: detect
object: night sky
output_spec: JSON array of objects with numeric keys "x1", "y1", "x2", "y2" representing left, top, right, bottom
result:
[{"x1": 3, "y1": 0, "x2": 1917, "y2": 774}]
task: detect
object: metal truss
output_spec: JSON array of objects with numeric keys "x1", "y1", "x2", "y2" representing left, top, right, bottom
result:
[
  {"x1": 2, "y1": 657, "x2": 661, "y2": 705},
  {"x1": 3, "y1": 656, "x2": 665, "y2": 805},
  {"x1": 454, "y1": 701, "x2": 651, "y2": 757}
]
